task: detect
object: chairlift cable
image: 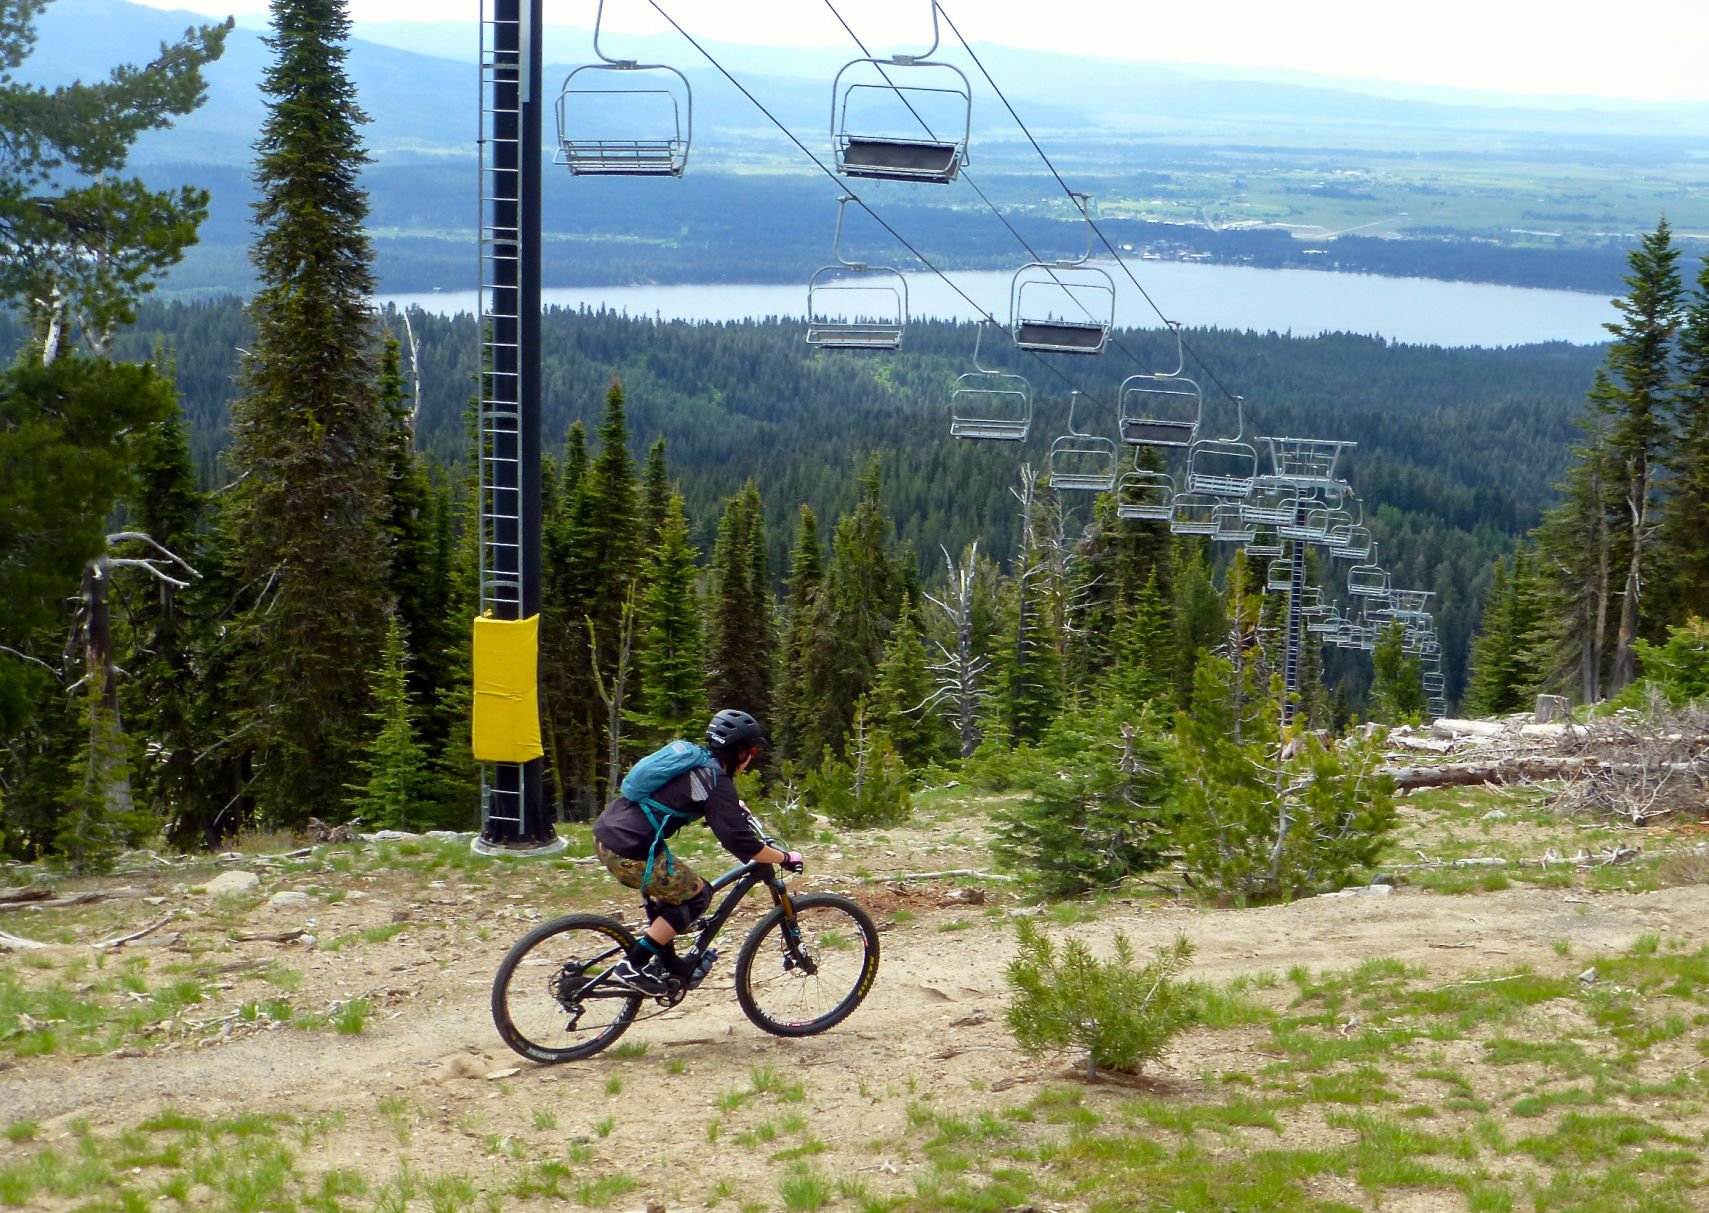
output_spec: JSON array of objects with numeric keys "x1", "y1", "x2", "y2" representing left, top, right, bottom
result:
[
  {"x1": 644, "y1": 0, "x2": 1102, "y2": 404},
  {"x1": 821, "y1": 0, "x2": 1158, "y2": 378},
  {"x1": 934, "y1": 2, "x2": 1254, "y2": 417}
]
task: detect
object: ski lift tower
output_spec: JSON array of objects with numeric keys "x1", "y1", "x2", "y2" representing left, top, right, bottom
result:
[
  {"x1": 472, "y1": 0, "x2": 556, "y2": 854},
  {"x1": 1261, "y1": 437, "x2": 1355, "y2": 729},
  {"x1": 471, "y1": 0, "x2": 692, "y2": 853}
]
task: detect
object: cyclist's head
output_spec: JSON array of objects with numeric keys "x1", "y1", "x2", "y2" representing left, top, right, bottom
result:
[{"x1": 705, "y1": 708, "x2": 766, "y2": 772}]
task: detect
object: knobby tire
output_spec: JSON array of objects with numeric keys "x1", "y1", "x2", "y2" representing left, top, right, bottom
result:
[
  {"x1": 734, "y1": 892, "x2": 880, "y2": 1037},
  {"x1": 491, "y1": 914, "x2": 641, "y2": 1063}
]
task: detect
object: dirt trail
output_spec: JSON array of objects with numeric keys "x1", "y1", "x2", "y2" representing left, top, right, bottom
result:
[{"x1": 11, "y1": 876, "x2": 1702, "y2": 1143}]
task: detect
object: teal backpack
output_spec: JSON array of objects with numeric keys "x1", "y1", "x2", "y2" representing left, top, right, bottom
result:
[{"x1": 620, "y1": 740, "x2": 720, "y2": 887}]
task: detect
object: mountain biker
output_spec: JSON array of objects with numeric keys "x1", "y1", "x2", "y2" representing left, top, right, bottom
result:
[{"x1": 594, "y1": 708, "x2": 804, "y2": 996}]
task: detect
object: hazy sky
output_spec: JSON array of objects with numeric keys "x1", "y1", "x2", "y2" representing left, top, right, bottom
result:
[{"x1": 131, "y1": 0, "x2": 1709, "y2": 103}]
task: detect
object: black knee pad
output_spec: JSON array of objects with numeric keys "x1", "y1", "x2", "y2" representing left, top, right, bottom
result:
[{"x1": 646, "y1": 880, "x2": 712, "y2": 933}]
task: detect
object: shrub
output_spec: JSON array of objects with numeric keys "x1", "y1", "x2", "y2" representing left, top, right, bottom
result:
[
  {"x1": 803, "y1": 703, "x2": 911, "y2": 829},
  {"x1": 1629, "y1": 617, "x2": 1709, "y2": 707},
  {"x1": 990, "y1": 703, "x2": 1175, "y2": 897},
  {"x1": 1174, "y1": 653, "x2": 1396, "y2": 902},
  {"x1": 1005, "y1": 922, "x2": 1196, "y2": 1078}
]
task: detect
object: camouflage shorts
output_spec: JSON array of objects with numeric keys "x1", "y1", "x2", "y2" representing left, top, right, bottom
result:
[{"x1": 595, "y1": 839, "x2": 704, "y2": 905}]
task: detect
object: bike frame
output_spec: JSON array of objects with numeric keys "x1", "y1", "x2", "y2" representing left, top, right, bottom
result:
[
  {"x1": 574, "y1": 860, "x2": 798, "y2": 1005},
  {"x1": 681, "y1": 859, "x2": 795, "y2": 960}
]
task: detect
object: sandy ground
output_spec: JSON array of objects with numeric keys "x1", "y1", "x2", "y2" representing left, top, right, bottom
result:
[{"x1": 4, "y1": 824, "x2": 1707, "y2": 1210}]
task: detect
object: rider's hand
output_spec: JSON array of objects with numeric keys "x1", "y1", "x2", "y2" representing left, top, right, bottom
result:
[{"x1": 782, "y1": 851, "x2": 805, "y2": 874}]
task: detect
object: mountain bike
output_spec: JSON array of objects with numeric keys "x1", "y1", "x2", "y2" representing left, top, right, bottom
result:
[{"x1": 491, "y1": 845, "x2": 880, "y2": 1063}]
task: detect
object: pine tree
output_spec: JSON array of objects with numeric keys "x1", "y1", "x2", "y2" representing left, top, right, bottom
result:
[
  {"x1": 872, "y1": 592, "x2": 944, "y2": 769},
  {"x1": 705, "y1": 480, "x2": 772, "y2": 720},
  {"x1": 1102, "y1": 569, "x2": 1172, "y2": 710},
  {"x1": 0, "y1": 1, "x2": 231, "y2": 355},
  {"x1": 774, "y1": 505, "x2": 822, "y2": 763},
  {"x1": 1000, "y1": 466, "x2": 1064, "y2": 745},
  {"x1": 804, "y1": 699, "x2": 912, "y2": 828},
  {"x1": 378, "y1": 334, "x2": 455, "y2": 763},
  {"x1": 1465, "y1": 546, "x2": 1545, "y2": 716},
  {"x1": 1370, "y1": 623, "x2": 1426, "y2": 723},
  {"x1": 632, "y1": 494, "x2": 704, "y2": 744},
  {"x1": 919, "y1": 543, "x2": 996, "y2": 759},
  {"x1": 991, "y1": 703, "x2": 1174, "y2": 897},
  {"x1": 639, "y1": 437, "x2": 671, "y2": 549},
  {"x1": 58, "y1": 668, "x2": 133, "y2": 874},
  {"x1": 547, "y1": 381, "x2": 641, "y2": 817},
  {"x1": 1597, "y1": 219, "x2": 1683, "y2": 692},
  {"x1": 1169, "y1": 544, "x2": 1225, "y2": 709},
  {"x1": 225, "y1": 0, "x2": 390, "y2": 825},
  {"x1": 118, "y1": 401, "x2": 203, "y2": 828},
  {"x1": 1531, "y1": 415, "x2": 1619, "y2": 702},
  {"x1": 1659, "y1": 251, "x2": 1709, "y2": 622},
  {"x1": 347, "y1": 613, "x2": 434, "y2": 831},
  {"x1": 797, "y1": 457, "x2": 907, "y2": 759}
]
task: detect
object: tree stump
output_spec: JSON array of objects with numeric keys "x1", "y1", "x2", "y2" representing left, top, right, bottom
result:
[{"x1": 1535, "y1": 694, "x2": 1572, "y2": 724}]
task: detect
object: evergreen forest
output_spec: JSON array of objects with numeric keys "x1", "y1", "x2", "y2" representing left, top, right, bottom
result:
[{"x1": 4, "y1": 0, "x2": 1708, "y2": 888}]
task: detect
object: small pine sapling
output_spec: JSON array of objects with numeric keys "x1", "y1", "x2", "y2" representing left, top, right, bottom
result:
[
  {"x1": 1005, "y1": 921, "x2": 1196, "y2": 1078},
  {"x1": 347, "y1": 614, "x2": 434, "y2": 831}
]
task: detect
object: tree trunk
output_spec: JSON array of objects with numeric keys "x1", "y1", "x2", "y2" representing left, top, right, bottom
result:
[
  {"x1": 1610, "y1": 477, "x2": 1647, "y2": 693},
  {"x1": 1587, "y1": 462, "x2": 1610, "y2": 703},
  {"x1": 81, "y1": 554, "x2": 134, "y2": 819}
]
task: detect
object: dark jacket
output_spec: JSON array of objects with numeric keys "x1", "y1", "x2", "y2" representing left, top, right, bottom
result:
[{"x1": 592, "y1": 764, "x2": 765, "y2": 863}]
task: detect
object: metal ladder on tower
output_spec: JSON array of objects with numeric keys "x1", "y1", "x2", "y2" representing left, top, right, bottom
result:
[{"x1": 478, "y1": 0, "x2": 526, "y2": 836}]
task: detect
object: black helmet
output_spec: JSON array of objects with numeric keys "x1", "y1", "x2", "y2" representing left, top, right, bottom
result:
[{"x1": 706, "y1": 708, "x2": 766, "y2": 752}]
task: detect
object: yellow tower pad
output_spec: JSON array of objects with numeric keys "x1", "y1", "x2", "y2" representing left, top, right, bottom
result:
[{"x1": 471, "y1": 614, "x2": 545, "y2": 763}]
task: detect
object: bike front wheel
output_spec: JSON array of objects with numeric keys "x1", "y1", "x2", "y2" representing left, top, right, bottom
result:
[
  {"x1": 734, "y1": 892, "x2": 880, "y2": 1037},
  {"x1": 492, "y1": 914, "x2": 642, "y2": 1063}
]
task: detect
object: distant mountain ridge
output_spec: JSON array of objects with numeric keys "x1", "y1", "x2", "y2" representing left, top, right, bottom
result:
[
  {"x1": 35, "y1": 0, "x2": 1709, "y2": 169},
  {"x1": 21, "y1": 0, "x2": 1685, "y2": 298}
]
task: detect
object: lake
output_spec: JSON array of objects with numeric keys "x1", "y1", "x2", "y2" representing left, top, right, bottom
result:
[{"x1": 380, "y1": 261, "x2": 1615, "y2": 349}]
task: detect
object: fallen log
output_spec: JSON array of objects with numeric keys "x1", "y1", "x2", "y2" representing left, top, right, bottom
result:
[
  {"x1": 1384, "y1": 756, "x2": 1605, "y2": 790},
  {"x1": 0, "y1": 887, "x2": 52, "y2": 906}
]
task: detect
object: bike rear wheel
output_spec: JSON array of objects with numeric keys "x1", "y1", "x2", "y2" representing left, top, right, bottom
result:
[
  {"x1": 492, "y1": 914, "x2": 642, "y2": 1062},
  {"x1": 734, "y1": 893, "x2": 880, "y2": 1037}
]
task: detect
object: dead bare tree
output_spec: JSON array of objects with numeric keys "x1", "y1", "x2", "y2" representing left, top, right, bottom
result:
[
  {"x1": 919, "y1": 542, "x2": 990, "y2": 757},
  {"x1": 66, "y1": 532, "x2": 201, "y2": 818},
  {"x1": 586, "y1": 589, "x2": 638, "y2": 802}
]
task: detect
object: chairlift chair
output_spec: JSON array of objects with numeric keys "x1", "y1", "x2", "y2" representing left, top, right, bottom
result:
[
  {"x1": 1347, "y1": 544, "x2": 1390, "y2": 597},
  {"x1": 949, "y1": 320, "x2": 1031, "y2": 440},
  {"x1": 1011, "y1": 194, "x2": 1116, "y2": 354},
  {"x1": 1116, "y1": 470, "x2": 1175, "y2": 521},
  {"x1": 831, "y1": 5, "x2": 970, "y2": 184},
  {"x1": 1046, "y1": 391, "x2": 1118, "y2": 492},
  {"x1": 1308, "y1": 607, "x2": 1343, "y2": 636},
  {"x1": 1262, "y1": 437, "x2": 1354, "y2": 490},
  {"x1": 1168, "y1": 490, "x2": 1220, "y2": 536},
  {"x1": 1185, "y1": 394, "x2": 1259, "y2": 498},
  {"x1": 1243, "y1": 477, "x2": 1299, "y2": 526},
  {"x1": 1187, "y1": 438, "x2": 1259, "y2": 499},
  {"x1": 1265, "y1": 559, "x2": 1297, "y2": 594},
  {"x1": 1212, "y1": 502, "x2": 1256, "y2": 544},
  {"x1": 806, "y1": 196, "x2": 907, "y2": 350},
  {"x1": 1330, "y1": 524, "x2": 1373, "y2": 561},
  {"x1": 1279, "y1": 505, "x2": 1332, "y2": 543},
  {"x1": 555, "y1": 0, "x2": 692, "y2": 177},
  {"x1": 1389, "y1": 589, "x2": 1434, "y2": 618},
  {"x1": 1246, "y1": 527, "x2": 1283, "y2": 558},
  {"x1": 1118, "y1": 321, "x2": 1201, "y2": 446}
]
